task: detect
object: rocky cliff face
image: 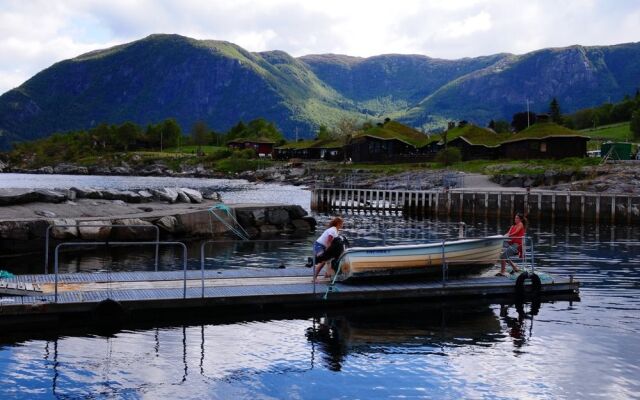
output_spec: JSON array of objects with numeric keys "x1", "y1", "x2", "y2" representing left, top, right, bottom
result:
[
  {"x1": 0, "y1": 34, "x2": 638, "y2": 148},
  {"x1": 405, "y1": 43, "x2": 640, "y2": 124}
]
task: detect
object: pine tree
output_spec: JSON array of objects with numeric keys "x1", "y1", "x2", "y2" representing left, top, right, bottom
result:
[
  {"x1": 631, "y1": 110, "x2": 640, "y2": 140},
  {"x1": 549, "y1": 97, "x2": 561, "y2": 123}
]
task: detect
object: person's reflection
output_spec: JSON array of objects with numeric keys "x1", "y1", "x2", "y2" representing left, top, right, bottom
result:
[
  {"x1": 499, "y1": 300, "x2": 540, "y2": 349},
  {"x1": 306, "y1": 316, "x2": 348, "y2": 371}
]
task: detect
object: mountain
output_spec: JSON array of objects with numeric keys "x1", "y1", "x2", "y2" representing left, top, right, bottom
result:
[
  {"x1": 0, "y1": 34, "x2": 364, "y2": 149},
  {"x1": 0, "y1": 34, "x2": 639, "y2": 149},
  {"x1": 299, "y1": 53, "x2": 509, "y2": 114},
  {"x1": 403, "y1": 42, "x2": 640, "y2": 124}
]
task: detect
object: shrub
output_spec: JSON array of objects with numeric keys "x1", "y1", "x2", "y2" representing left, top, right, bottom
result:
[
  {"x1": 216, "y1": 158, "x2": 265, "y2": 173},
  {"x1": 205, "y1": 148, "x2": 233, "y2": 161},
  {"x1": 231, "y1": 148, "x2": 257, "y2": 159},
  {"x1": 435, "y1": 147, "x2": 462, "y2": 165}
]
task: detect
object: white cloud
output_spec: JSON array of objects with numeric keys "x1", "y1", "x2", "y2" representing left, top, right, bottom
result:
[
  {"x1": 439, "y1": 11, "x2": 492, "y2": 39},
  {"x1": 0, "y1": 0, "x2": 639, "y2": 94}
]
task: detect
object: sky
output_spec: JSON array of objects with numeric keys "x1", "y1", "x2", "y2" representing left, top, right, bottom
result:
[{"x1": 1, "y1": 0, "x2": 639, "y2": 94}]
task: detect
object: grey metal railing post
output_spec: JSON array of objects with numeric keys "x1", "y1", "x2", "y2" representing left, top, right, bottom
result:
[
  {"x1": 529, "y1": 236, "x2": 535, "y2": 273},
  {"x1": 441, "y1": 239, "x2": 447, "y2": 287},
  {"x1": 45, "y1": 224, "x2": 160, "y2": 274},
  {"x1": 312, "y1": 248, "x2": 316, "y2": 294},
  {"x1": 182, "y1": 243, "x2": 188, "y2": 299},
  {"x1": 200, "y1": 241, "x2": 207, "y2": 298},
  {"x1": 54, "y1": 243, "x2": 61, "y2": 303},
  {"x1": 53, "y1": 241, "x2": 187, "y2": 304}
]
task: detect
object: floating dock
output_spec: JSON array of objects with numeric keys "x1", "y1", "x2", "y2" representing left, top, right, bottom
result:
[{"x1": 0, "y1": 268, "x2": 579, "y2": 330}]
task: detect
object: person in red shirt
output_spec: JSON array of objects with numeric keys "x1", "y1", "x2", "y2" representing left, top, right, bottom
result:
[{"x1": 497, "y1": 212, "x2": 527, "y2": 276}]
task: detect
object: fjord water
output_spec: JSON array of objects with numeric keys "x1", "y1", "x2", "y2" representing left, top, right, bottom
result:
[{"x1": 0, "y1": 176, "x2": 639, "y2": 398}]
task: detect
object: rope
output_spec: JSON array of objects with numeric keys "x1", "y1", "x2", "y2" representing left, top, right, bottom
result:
[{"x1": 208, "y1": 204, "x2": 250, "y2": 241}]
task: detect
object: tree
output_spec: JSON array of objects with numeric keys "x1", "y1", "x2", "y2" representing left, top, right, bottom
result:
[
  {"x1": 227, "y1": 121, "x2": 246, "y2": 140},
  {"x1": 435, "y1": 147, "x2": 461, "y2": 166},
  {"x1": 91, "y1": 123, "x2": 114, "y2": 150},
  {"x1": 493, "y1": 120, "x2": 511, "y2": 133},
  {"x1": 334, "y1": 117, "x2": 359, "y2": 139},
  {"x1": 245, "y1": 118, "x2": 283, "y2": 141},
  {"x1": 191, "y1": 121, "x2": 209, "y2": 155},
  {"x1": 160, "y1": 119, "x2": 182, "y2": 149},
  {"x1": 317, "y1": 124, "x2": 332, "y2": 140},
  {"x1": 115, "y1": 122, "x2": 141, "y2": 151},
  {"x1": 511, "y1": 112, "x2": 537, "y2": 132},
  {"x1": 631, "y1": 109, "x2": 640, "y2": 139},
  {"x1": 549, "y1": 97, "x2": 562, "y2": 123},
  {"x1": 488, "y1": 120, "x2": 496, "y2": 130}
]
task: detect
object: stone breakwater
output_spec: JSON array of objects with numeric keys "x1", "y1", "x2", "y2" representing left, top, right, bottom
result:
[
  {"x1": 0, "y1": 187, "x2": 316, "y2": 255},
  {"x1": 0, "y1": 187, "x2": 221, "y2": 207}
]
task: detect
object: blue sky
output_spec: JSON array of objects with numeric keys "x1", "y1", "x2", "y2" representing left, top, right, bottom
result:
[{"x1": 0, "y1": 0, "x2": 639, "y2": 94}]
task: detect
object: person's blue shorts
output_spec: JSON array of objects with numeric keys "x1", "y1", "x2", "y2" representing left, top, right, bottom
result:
[
  {"x1": 313, "y1": 242, "x2": 326, "y2": 257},
  {"x1": 501, "y1": 243, "x2": 519, "y2": 261}
]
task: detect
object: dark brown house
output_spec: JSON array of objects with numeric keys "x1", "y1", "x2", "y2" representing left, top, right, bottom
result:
[
  {"x1": 274, "y1": 139, "x2": 344, "y2": 160},
  {"x1": 500, "y1": 136, "x2": 589, "y2": 159},
  {"x1": 227, "y1": 137, "x2": 275, "y2": 156},
  {"x1": 447, "y1": 137, "x2": 501, "y2": 160},
  {"x1": 346, "y1": 135, "x2": 416, "y2": 162}
]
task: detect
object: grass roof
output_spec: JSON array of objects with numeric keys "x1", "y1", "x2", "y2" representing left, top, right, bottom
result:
[
  {"x1": 276, "y1": 138, "x2": 345, "y2": 150},
  {"x1": 276, "y1": 140, "x2": 315, "y2": 149},
  {"x1": 444, "y1": 124, "x2": 509, "y2": 146},
  {"x1": 504, "y1": 122, "x2": 590, "y2": 143},
  {"x1": 353, "y1": 121, "x2": 432, "y2": 147},
  {"x1": 228, "y1": 136, "x2": 276, "y2": 144}
]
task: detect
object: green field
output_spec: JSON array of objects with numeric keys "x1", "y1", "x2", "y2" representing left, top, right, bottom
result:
[
  {"x1": 163, "y1": 145, "x2": 227, "y2": 155},
  {"x1": 581, "y1": 122, "x2": 632, "y2": 140}
]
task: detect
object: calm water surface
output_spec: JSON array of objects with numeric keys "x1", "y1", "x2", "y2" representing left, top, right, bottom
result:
[{"x1": 0, "y1": 176, "x2": 639, "y2": 399}]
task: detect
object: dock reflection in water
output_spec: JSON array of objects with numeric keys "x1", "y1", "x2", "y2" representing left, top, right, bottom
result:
[
  {"x1": 0, "y1": 299, "x2": 551, "y2": 398},
  {"x1": 305, "y1": 301, "x2": 546, "y2": 371}
]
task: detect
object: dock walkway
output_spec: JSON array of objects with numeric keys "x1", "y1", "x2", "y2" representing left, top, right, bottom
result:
[{"x1": 0, "y1": 268, "x2": 579, "y2": 329}]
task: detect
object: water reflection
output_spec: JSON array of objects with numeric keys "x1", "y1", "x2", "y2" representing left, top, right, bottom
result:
[{"x1": 307, "y1": 303, "x2": 509, "y2": 371}]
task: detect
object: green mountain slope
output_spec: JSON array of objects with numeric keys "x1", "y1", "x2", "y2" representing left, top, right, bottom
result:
[
  {"x1": 0, "y1": 34, "x2": 364, "y2": 148},
  {"x1": 300, "y1": 53, "x2": 508, "y2": 114},
  {"x1": 404, "y1": 42, "x2": 640, "y2": 125}
]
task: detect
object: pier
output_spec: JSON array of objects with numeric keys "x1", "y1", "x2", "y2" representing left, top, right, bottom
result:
[
  {"x1": 311, "y1": 187, "x2": 640, "y2": 225},
  {"x1": 0, "y1": 267, "x2": 578, "y2": 330}
]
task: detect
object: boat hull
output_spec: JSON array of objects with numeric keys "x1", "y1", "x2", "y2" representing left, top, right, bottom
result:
[{"x1": 336, "y1": 235, "x2": 504, "y2": 281}]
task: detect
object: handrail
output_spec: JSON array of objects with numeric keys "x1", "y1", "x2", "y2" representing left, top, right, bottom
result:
[
  {"x1": 53, "y1": 241, "x2": 187, "y2": 303},
  {"x1": 45, "y1": 223, "x2": 161, "y2": 274},
  {"x1": 199, "y1": 239, "x2": 312, "y2": 298}
]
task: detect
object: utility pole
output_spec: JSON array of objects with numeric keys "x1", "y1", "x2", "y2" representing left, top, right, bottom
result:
[
  {"x1": 526, "y1": 98, "x2": 531, "y2": 128},
  {"x1": 160, "y1": 130, "x2": 163, "y2": 153},
  {"x1": 295, "y1": 127, "x2": 298, "y2": 142}
]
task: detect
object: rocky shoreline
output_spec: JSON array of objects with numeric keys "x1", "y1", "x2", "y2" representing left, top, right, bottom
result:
[{"x1": 2, "y1": 159, "x2": 639, "y2": 194}]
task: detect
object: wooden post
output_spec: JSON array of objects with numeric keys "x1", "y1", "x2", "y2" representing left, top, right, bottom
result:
[
  {"x1": 595, "y1": 195, "x2": 600, "y2": 225},
  {"x1": 611, "y1": 195, "x2": 616, "y2": 224},
  {"x1": 485, "y1": 193, "x2": 489, "y2": 219},
  {"x1": 510, "y1": 193, "x2": 515, "y2": 216}
]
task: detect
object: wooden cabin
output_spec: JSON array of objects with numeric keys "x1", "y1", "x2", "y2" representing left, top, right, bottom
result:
[
  {"x1": 500, "y1": 136, "x2": 589, "y2": 159},
  {"x1": 346, "y1": 135, "x2": 416, "y2": 162},
  {"x1": 447, "y1": 137, "x2": 501, "y2": 160},
  {"x1": 227, "y1": 137, "x2": 275, "y2": 157}
]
